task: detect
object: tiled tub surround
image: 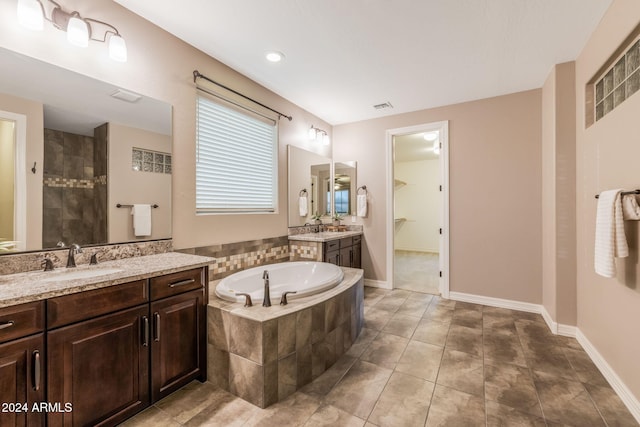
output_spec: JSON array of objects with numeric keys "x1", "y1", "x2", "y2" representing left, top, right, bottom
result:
[
  {"x1": 289, "y1": 230, "x2": 363, "y2": 262},
  {"x1": 179, "y1": 236, "x2": 290, "y2": 281},
  {"x1": 0, "y1": 239, "x2": 172, "y2": 276},
  {"x1": 0, "y1": 251, "x2": 212, "y2": 307},
  {"x1": 207, "y1": 267, "x2": 364, "y2": 408}
]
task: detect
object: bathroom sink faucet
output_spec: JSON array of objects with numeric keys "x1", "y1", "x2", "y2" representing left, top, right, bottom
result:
[
  {"x1": 262, "y1": 270, "x2": 271, "y2": 307},
  {"x1": 66, "y1": 243, "x2": 83, "y2": 268}
]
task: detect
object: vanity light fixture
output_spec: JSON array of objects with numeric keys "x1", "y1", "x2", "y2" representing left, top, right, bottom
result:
[
  {"x1": 308, "y1": 125, "x2": 330, "y2": 146},
  {"x1": 16, "y1": 0, "x2": 128, "y2": 62}
]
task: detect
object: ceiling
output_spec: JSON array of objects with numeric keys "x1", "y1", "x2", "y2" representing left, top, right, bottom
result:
[
  {"x1": 115, "y1": 0, "x2": 612, "y2": 125},
  {"x1": 395, "y1": 132, "x2": 440, "y2": 163}
]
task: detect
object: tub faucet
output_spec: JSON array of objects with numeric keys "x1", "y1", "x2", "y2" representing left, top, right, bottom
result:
[
  {"x1": 262, "y1": 270, "x2": 271, "y2": 307},
  {"x1": 66, "y1": 243, "x2": 83, "y2": 268}
]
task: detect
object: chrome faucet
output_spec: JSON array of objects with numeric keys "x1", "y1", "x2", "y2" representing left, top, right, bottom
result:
[
  {"x1": 262, "y1": 270, "x2": 271, "y2": 307},
  {"x1": 66, "y1": 243, "x2": 83, "y2": 268}
]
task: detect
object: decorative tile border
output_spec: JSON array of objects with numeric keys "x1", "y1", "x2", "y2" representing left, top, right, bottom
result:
[
  {"x1": 290, "y1": 243, "x2": 319, "y2": 261},
  {"x1": 179, "y1": 236, "x2": 290, "y2": 281},
  {"x1": 43, "y1": 175, "x2": 108, "y2": 189}
]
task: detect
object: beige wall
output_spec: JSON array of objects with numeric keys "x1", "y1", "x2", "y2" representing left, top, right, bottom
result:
[
  {"x1": 0, "y1": 93, "x2": 43, "y2": 250},
  {"x1": 575, "y1": 0, "x2": 640, "y2": 404},
  {"x1": 108, "y1": 123, "x2": 172, "y2": 242},
  {"x1": 394, "y1": 159, "x2": 440, "y2": 253},
  {"x1": 0, "y1": 120, "x2": 15, "y2": 241},
  {"x1": 0, "y1": 0, "x2": 330, "y2": 250},
  {"x1": 542, "y1": 62, "x2": 577, "y2": 326},
  {"x1": 334, "y1": 90, "x2": 542, "y2": 303}
]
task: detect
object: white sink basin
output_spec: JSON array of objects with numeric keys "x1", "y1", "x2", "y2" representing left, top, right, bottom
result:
[{"x1": 39, "y1": 268, "x2": 123, "y2": 283}]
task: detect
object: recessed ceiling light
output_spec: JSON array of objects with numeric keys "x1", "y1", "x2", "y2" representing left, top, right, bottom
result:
[{"x1": 265, "y1": 51, "x2": 285, "y2": 63}]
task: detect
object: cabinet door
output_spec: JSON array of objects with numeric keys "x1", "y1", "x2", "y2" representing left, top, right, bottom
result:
[
  {"x1": 352, "y1": 243, "x2": 362, "y2": 268},
  {"x1": 0, "y1": 334, "x2": 45, "y2": 427},
  {"x1": 47, "y1": 305, "x2": 150, "y2": 427},
  {"x1": 340, "y1": 247, "x2": 352, "y2": 267},
  {"x1": 150, "y1": 288, "x2": 205, "y2": 402},
  {"x1": 324, "y1": 249, "x2": 340, "y2": 265}
]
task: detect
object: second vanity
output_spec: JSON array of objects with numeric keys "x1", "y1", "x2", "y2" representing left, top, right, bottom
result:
[
  {"x1": 0, "y1": 252, "x2": 212, "y2": 427},
  {"x1": 289, "y1": 230, "x2": 362, "y2": 269}
]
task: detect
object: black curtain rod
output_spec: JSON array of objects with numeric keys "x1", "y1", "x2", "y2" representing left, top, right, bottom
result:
[{"x1": 193, "y1": 70, "x2": 293, "y2": 121}]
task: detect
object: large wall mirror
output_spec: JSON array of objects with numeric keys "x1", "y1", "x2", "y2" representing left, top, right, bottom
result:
[
  {"x1": 0, "y1": 47, "x2": 172, "y2": 254},
  {"x1": 287, "y1": 145, "x2": 331, "y2": 226}
]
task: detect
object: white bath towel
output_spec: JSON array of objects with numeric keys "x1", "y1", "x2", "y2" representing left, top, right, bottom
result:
[
  {"x1": 357, "y1": 194, "x2": 367, "y2": 217},
  {"x1": 595, "y1": 189, "x2": 628, "y2": 278},
  {"x1": 131, "y1": 204, "x2": 152, "y2": 237},
  {"x1": 299, "y1": 196, "x2": 308, "y2": 217},
  {"x1": 622, "y1": 194, "x2": 640, "y2": 220}
]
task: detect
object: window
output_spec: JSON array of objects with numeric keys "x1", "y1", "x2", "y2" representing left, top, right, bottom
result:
[{"x1": 196, "y1": 94, "x2": 278, "y2": 214}]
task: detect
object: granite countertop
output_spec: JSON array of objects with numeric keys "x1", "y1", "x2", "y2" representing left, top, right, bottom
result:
[
  {"x1": 0, "y1": 252, "x2": 214, "y2": 308},
  {"x1": 288, "y1": 230, "x2": 363, "y2": 242}
]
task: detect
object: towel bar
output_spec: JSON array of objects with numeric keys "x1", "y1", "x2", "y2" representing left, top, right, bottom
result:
[
  {"x1": 117, "y1": 204, "x2": 159, "y2": 208},
  {"x1": 594, "y1": 190, "x2": 640, "y2": 199},
  {"x1": 299, "y1": 189, "x2": 307, "y2": 197},
  {"x1": 357, "y1": 185, "x2": 367, "y2": 194}
]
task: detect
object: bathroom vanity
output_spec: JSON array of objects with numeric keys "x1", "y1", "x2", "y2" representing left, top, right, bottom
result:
[
  {"x1": 289, "y1": 230, "x2": 362, "y2": 268},
  {"x1": 0, "y1": 252, "x2": 212, "y2": 427}
]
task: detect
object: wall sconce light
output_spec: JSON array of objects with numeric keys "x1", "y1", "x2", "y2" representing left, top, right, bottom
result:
[
  {"x1": 308, "y1": 125, "x2": 330, "y2": 146},
  {"x1": 16, "y1": 0, "x2": 128, "y2": 62}
]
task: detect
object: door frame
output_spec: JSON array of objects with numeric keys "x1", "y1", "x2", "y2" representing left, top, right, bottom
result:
[
  {"x1": 0, "y1": 110, "x2": 27, "y2": 251},
  {"x1": 385, "y1": 121, "x2": 449, "y2": 297}
]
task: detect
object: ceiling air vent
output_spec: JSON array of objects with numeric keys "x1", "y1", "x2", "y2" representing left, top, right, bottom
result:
[
  {"x1": 373, "y1": 101, "x2": 393, "y2": 110},
  {"x1": 111, "y1": 89, "x2": 142, "y2": 103}
]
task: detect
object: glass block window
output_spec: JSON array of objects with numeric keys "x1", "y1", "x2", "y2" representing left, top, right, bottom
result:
[
  {"x1": 132, "y1": 148, "x2": 172, "y2": 174},
  {"x1": 594, "y1": 38, "x2": 640, "y2": 122}
]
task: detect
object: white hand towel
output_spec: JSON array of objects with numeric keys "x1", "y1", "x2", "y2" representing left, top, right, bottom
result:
[
  {"x1": 357, "y1": 194, "x2": 367, "y2": 217},
  {"x1": 299, "y1": 196, "x2": 308, "y2": 217},
  {"x1": 131, "y1": 204, "x2": 152, "y2": 237},
  {"x1": 622, "y1": 194, "x2": 640, "y2": 220},
  {"x1": 595, "y1": 189, "x2": 628, "y2": 278}
]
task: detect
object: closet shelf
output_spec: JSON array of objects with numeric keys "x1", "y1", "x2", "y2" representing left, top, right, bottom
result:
[
  {"x1": 394, "y1": 179, "x2": 407, "y2": 187},
  {"x1": 394, "y1": 217, "x2": 407, "y2": 223}
]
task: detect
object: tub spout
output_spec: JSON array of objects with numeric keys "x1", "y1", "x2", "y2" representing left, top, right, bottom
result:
[{"x1": 262, "y1": 270, "x2": 271, "y2": 307}]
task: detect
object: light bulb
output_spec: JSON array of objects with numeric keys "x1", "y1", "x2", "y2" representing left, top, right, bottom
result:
[
  {"x1": 308, "y1": 126, "x2": 317, "y2": 141},
  {"x1": 17, "y1": 0, "x2": 44, "y2": 31},
  {"x1": 109, "y1": 34, "x2": 127, "y2": 62},
  {"x1": 67, "y1": 16, "x2": 89, "y2": 47},
  {"x1": 322, "y1": 133, "x2": 330, "y2": 146}
]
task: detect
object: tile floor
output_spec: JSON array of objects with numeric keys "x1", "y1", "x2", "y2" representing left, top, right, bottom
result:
[
  {"x1": 394, "y1": 251, "x2": 440, "y2": 295},
  {"x1": 121, "y1": 287, "x2": 638, "y2": 427}
]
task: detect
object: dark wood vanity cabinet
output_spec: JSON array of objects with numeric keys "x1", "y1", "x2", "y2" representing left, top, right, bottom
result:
[
  {"x1": 323, "y1": 235, "x2": 362, "y2": 268},
  {"x1": 0, "y1": 301, "x2": 45, "y2": 427},
  {"x1": 149, "y1": 268, "x2": 207, "y2": 402},
  {"x1": 44, "y1": 266, "x2": 208, "y2": 427},
  {"x1": 47, "y1": 305, "x2": 150, "y2": 426}
]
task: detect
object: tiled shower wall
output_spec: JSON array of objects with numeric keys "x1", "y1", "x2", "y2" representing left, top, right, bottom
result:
[{"x1": 42, "y1": 126, "x2": 107, "y2": 248}]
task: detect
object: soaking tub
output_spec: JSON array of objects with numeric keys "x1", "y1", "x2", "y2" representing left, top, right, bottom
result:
[{"x1": 215, "y1": 261, "x2": 344, "y2": 303}]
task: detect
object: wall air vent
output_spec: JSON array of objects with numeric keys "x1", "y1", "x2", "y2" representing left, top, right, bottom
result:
[{"x1": 373, "y1": 101, "x2": 393, "y2": 110}]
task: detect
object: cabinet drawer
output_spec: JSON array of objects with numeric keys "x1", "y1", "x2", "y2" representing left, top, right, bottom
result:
[
  {"x1": 340, "y1": 237, "x2": 353, "y2": 248},
  {"x1": 48, "y1": 280, "x2": 148, "y2": 329},
  {"x1": 150, "y1": 268, "x2": 203, "y2": 301},
  {"x1": 353, "y1": 235, "x2": 362, "y2": 245},
  {"x1": 324, "y1": 240, "x2": 340, "y2": 252},
  {"x1": 0, "y1": 301, "x2": 44, "y2": 343}
]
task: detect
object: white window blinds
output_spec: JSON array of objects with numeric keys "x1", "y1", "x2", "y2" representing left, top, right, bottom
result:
[{"x1": 196, "y1": 94, "x2": 278, "y2": 214}]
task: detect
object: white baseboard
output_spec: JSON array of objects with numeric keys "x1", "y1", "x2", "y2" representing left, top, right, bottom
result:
[
  {"x1": 448, "y1": 291, "x2": 540, "y2": 313},
  {"x1": 448, "y1": 291, "x2": 638, "y2": 423},
  {"x1": 364, "y1": 279, "x2": 391, "y2": 289},
  {"x1": 577, "y1": 330, "x2": 640, "y2": 423}
]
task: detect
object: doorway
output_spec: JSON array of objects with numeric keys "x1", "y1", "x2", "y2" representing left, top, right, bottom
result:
[{"x1": 386, "y1": 121, "x2": 449, "y2": 297}]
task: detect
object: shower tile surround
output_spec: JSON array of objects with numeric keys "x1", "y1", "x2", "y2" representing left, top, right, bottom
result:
[{"x1": 207, "y1": 268, "x2": 364, "y2": 408}]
